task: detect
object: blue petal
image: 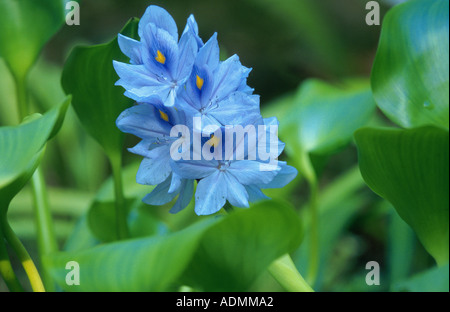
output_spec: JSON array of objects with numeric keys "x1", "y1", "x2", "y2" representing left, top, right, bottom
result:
[
  {"x1": 194, "y1": 171, "x2": 227, "y2": 215},
  {"x1": 116, "y1": 103, "x2": 172, "y2": 139},
  {"x1": 136, "y1": 145, "x2": 172, "y2": 185},
  {"x1": 118, "y1": 34, "x2": 142, "y2": 64},
  {"x1": 113, "y1": 61, "x2": 172, "y2": 102},
  {"x1": 143, "y1": 175, "x2": 177, "y2": 205},
  {"x1": 212, "y1": 92, "x2": 261, "y2": 126},
  {"x1": 172, "y1": 160, "x2": 218, "y2": 180},
  {"x1": 245, "y1": 185, "x2": 270, "y2": 202},
  {"x1": 211, "y1": 55, "x2": 251, "y2": 102},
  {"x1": 195, "y1": 33, "x2": 220, "y2": 70},
  {"x1": 224, "y1": 173, "x2": 249, "y2": 208},
  {"x1": 170, "y1": 179, "x2": 195, "y2": 214},
  {"x1": 257, "y1": 117, "x2": 286, "y2": 158},
  {"x1": 182, "y1": 14, "x2": 203, "y2": 49},
  {"x1": 139, "y1": 5, "x2": 178, "y2": 41},
  {"x1": 259, "y1": 162, "x2": 298, "y2": 189},
  {"x1": 141, "y1": 24, "x2": 179, "y2": 80},
  {"x1": 228, "y1": 160, "x2": 279, "y2": 185},
  {"x1": 174, "y1": 31, "x2": 197, "y2": 81}
]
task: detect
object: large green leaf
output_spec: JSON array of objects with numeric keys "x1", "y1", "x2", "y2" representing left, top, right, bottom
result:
[
  {"x1": 355, "y1": 126, "x2": 449, "y2": 266},
  {"x1": 393, "y1": 263, "x2": 449, "y2": 292},
  {"x1": 44, "y1": 201, "x2": 302, "y2": 291},
  {"x1": 281, "y1": 79, "x2": 376, "y2": 156},
  {"x1": 61, "y1": 18, "x2": 139, "y2": 157},
  {"x1": 0, "y1": 0, "x2": 65, "y2": 79},
  {"x1": 371, "y1": 0, "x2": 449, "y2": 128},
  {"x1": 182, "y1": 201, "x2": 303, "y2": 291},
  {"x1": 0, "y1": 97, "x2": 70, "y2": 195}
]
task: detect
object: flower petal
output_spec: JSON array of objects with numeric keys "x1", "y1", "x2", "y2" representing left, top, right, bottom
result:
[
  {"x1": 212, "y1": 92, "x2": 262, "y2": 126},
  {"x1": 196, "y1": 33, "x2": 220, "y2": 70},
  {"x1": 116, "y1": 103, "x2": 172, "y2": 139},
  {"x1": 224, "y1": 173, "x2": 249, "y2": 208},
  {"x1": 139, "y1": 5, "x2": 178, "y2": 41},
  {"x1": 118, "y1": 34, "x2": 142, "y2": 64},
  {"x1": 175, "y1": 30, "x2": 197, "y2": 81},
  {"x1": 211, "y1": 54, "x2": 251, "y2": 102},
  {"x1": 182, "y1": 14, "x2": 203, "y2": 49},
  {"x1": 259, "y1": 162, "x2": 298, "y2": 189},
  {"x1": 228, "y1": 160, "x2": 279, "y2": 185},
  {"x1": 143, "y1": 175, "x2": 177, "y2": 205},
  {"x1": 194, "y1": 171, "x2": 227, "y2": 215},
  {"x1": 170, "y1": 179, "x2": 195, "y2": 214},
  {"x1": 172, "y1": 160, "x2": 218, "y2": 180},
  {"x1": 245, "y1": 184, "x2": 270, "y2": 202},
  {"x1": 136, "y1": 145, "x2": 172, "y2": 185}
]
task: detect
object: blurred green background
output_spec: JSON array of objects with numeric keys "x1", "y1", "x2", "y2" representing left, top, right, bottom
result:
[{"x1": 1, "y1": 0, "x2": 438, "y2": 292}]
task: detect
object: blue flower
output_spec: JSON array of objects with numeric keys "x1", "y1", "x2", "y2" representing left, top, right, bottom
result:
[
  {"x1": 176, "y1": 34, "x2": 258, "y2": 126},
  {"x1": 115, "y1": 5, "x2": 298, "y2": 216},
  {"x1": 113, "y1": 6, "x2": 198, "y2": 106},
  {"x1": 116, "y1": 100, "x2": 194, "y2": 213},
  {"x1": 171, "y1": 121, "x2": 297, "y2": 215}
]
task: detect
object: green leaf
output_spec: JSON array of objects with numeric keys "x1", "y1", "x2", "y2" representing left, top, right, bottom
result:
[
  {"x1": 281, "y1": 79, "x2": 376, "y2": 156},
  {"x1": 45, "y1": 201, "x2": 302, "y2": 291},
  {"x1": 371, "y1": 0, "x2": 449, "y2": 128},
  {"x1": 45, "y1": 218, "x2": 217, "y2": 292},
  {"x1": 355, "y1": 126, "x2": 449, "y2": 266},
  {"x1": 61, "y1": 18, "x2": 139, "y2": 157},
  {"x1": 182, "y1": 201, "x2": 303, "y2": 291},
  {"x1": 0, "y1": 0, "x2": 65, "y2": 79},
  {"x1": 0, "y1": 97, "x2": 70, "y2": 200},
  {"x1": 393, "y1": 263, "x2": 449, "y2": 292}
]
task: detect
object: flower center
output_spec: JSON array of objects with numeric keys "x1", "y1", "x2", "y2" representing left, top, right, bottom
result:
[{"x1": 155, "y1": 50, "x2": 166, "y2": 64}]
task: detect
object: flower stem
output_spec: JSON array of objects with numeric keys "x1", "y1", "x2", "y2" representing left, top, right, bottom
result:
[
  {"x1": 1, "y1": 217, "x2": 45, "y2": 292},
  {"x1": 268, "y1": 254, "x2": 314, "y2": 292},
  {"x1": 0, "y1": 225, "x2": 23, "y2": 292},
  {"x1": 109, "y1": 152, "x2": 129, "y2": 240},
  {"x1": 299, "y1": 151, "x2": 320, "y2": 286},
  {"x1": 14, "y1": 72, "x2": 58, "y2": 291},
  {"x1": 30, "y1": 167, "x2": 58, "y2": 291}
]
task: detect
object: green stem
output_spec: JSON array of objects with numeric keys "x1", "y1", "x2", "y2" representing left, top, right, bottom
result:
[
  {"x1": 268, "y1": 254, "x2": 314, "y2": 292},
  {"x1": 299, "y1": 151, "x2": 320, "y2": 286},
  {"x1": 14, "y1": 72, "x2": 58, "y2": 291},
  {"x1": 14, "y1": 74, "x2": 28, "y2": 123},
  {"x1": 1, "y1": 217, "x2": 45, "y2": 292},
  {"x1": 0, "y1": 224, "x2": 23, "y2": 292},
  {"x1": 30, "y1": 167, "x2": 58, "y2": 291},
  {"x1": 109, "y1": 152, "x2": 129, "y2": 240}
]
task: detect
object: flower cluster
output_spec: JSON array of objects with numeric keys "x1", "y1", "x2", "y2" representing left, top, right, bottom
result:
[{"x1": 114, "y1": 5, "x2": 297, "y2": 215}]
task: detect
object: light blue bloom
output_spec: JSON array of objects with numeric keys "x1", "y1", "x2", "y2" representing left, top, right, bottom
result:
[
  {"x1": 176, "y1": 34, "x2": 258, "y2": 126},
  {"x1": 116, "y1": 100, "x2": 194, "y2": 213},
  {"x1": 113, "y1": 5, "x2": 198, "y2": 106},
  {"x1": 115, "y1": 5, "x2": 297, "y2": 216}
]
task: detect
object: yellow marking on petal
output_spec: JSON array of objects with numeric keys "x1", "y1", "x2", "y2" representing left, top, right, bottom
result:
[
  {"x1": 196, "y1": 75, "x2": 204, "y2": 90},
  {"x1": 155, "y1": 50, "x2": 166, "y2": 64},
  {"x1": 159, "y1": 110, "x2": 169, "y2": 122},
  {"x1": 207, "y1": 134, "x2": 220, "y2": 147}
]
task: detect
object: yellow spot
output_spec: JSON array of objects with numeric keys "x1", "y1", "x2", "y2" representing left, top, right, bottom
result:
[
  {"x1": 159, "y1": 110, "x2": 169, "y2": 122},
  {"x1": 155, "y1": 50, "x2": 166, "y2": 64},
  {"x1": 207, "y1": 134, "x2": 220, "y2": 147},
  {"x1": 196, "y1": 75, "x2": 204, "y2": 90}
]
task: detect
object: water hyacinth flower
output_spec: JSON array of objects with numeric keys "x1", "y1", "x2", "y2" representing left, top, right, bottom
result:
[
  {"x1": 114, "y1": 5, "x2": 298, "y2": 216},
  {"x1": 116, "y1": 100, "x2": 194, "y2": 213},
  {"x1": 113, "y1": 6, "x2": 198, "y2": 106}
]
